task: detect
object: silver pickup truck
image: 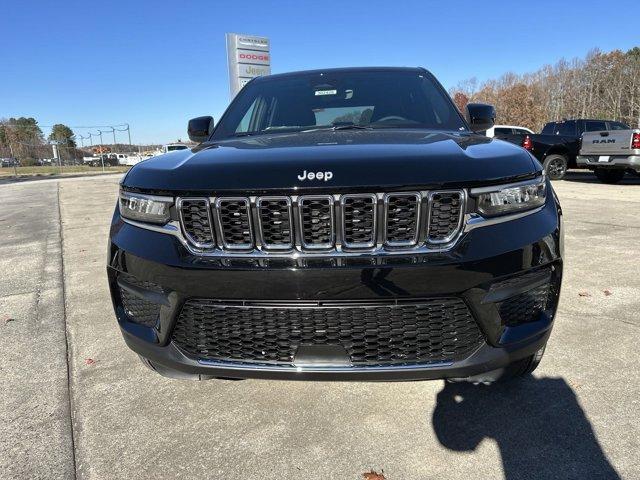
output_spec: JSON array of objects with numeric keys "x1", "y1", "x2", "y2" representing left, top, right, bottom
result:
[{"x1": 577, "y1": 128, "x2": 640, "y2": 183}]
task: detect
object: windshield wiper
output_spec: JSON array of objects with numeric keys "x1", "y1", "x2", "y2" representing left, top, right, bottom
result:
[
  {"x1": 331, "y1": 124, "x2": 373, "y2": 131},
  {"x1": 301, "y1": 124, "x2": 373, "y2": 133}
]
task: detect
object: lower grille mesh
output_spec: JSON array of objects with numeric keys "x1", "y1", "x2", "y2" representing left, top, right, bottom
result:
[
  {"x1": 118, "y1": 275, "x2": 162, "y2": 327},
  {"x1": 499, "y1": 283, "x2": 554, "y2": 326},
  {"x1": 171, "y1": 298, "x2": 484, "y2": 366}
]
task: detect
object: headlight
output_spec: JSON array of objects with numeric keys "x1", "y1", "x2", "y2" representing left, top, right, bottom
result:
[
  {"x1": 119, "y1": 190, "x2": 173, "y2": 224},
  {"x1": 474, "y1": 175, "x2": 546, "y2": 217}
]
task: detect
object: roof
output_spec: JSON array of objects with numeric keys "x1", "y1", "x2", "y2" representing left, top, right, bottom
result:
[
  {"x1": 546, "y1": 119, "x2": 618, "y2": 123},
  {"x1": 253, "y1": 66, "x2": 428, "y2": 81}
]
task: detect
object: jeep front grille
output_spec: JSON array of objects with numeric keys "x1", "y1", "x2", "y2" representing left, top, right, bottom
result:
[
  {"x1": 171, "y1": 298, "x2": 484, "y2": 366},
  {"x1": 177, "y1": 190, "x2": 465, "y2": 254}
]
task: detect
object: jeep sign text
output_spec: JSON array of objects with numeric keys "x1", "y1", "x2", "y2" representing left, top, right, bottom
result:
[{"x1": 297, "y1": 170, "x2": 334, "y2": 182}]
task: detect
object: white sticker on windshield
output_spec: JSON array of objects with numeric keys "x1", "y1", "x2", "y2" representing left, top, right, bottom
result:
[{"x1": 314, "y1": 89, "x2": 337, "y2": 96}]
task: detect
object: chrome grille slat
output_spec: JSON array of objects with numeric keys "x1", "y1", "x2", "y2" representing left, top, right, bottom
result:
[
  {"x1": 384, "y1": 192, "x2": 421, "y2": 246},
  {"x1": 427, "y1": 190, "x2": 464, "y2": 244},
  {"x1": 215, "y1": 197, "x2": 253, "y2": 249},
  {"x1": 177, "y1": 198, "x2": 215, "y2": 249},
  {"x1": 298, "y1": 195, "x2": 335, "y2": 249},
  {"x1": 341, "y1": 194, "x2": 377, "y2": 249},
  {"x1": 257, "y1": 197, "x2": 294, "y2": 249}
]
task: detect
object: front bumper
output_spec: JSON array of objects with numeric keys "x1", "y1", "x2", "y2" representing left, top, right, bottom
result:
[
  {"x1": 108, "y1": 193, "x2": 563, "y2": 381},
  {"x1": 576, "y1": 154, "x2": 640, "y2": 171}
]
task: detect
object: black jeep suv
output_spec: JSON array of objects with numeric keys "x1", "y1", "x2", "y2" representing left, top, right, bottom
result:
[{"x1": 108, "y1": 67, "x2": 563, "y2": 383}]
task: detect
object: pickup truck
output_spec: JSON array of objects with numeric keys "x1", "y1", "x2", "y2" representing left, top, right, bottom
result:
[
  {"x1": 577, "y1": 129, "x2": 640, "y2": 183},
  {"x1": 500, "y1": 119, "x2": 629, "y2": 180},
  {"x1": 109, "y1": 67, "x2": 563, "y2": 385}
]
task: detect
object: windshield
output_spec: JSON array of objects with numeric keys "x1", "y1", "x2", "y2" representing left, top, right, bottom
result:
[
  {"x1": 166, "y1": 145, "x2": 189, "y2": 151},
  {"x1": 212, "y1": 70, "x2": 467, "y2": 140}
]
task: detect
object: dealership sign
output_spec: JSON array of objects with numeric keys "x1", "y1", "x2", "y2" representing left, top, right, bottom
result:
[{"x1": 226, "y1": 33, "x2": 271, "y2": 97}]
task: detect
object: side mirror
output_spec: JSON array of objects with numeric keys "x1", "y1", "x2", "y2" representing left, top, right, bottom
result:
[
  {"x1": 466, "y1": 103, "x2": 496, "y2": 133},
  {"x1": 188, "y1": 116, "x2": 214, "y2": 143}
]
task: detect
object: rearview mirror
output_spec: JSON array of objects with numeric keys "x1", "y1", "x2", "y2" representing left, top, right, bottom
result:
[
  {"x1": 466, "y1": 103, "x2": 496, "y2": 133},
  {"x1": 188, "y1": 116, "x2": 214, "y2": 143}
]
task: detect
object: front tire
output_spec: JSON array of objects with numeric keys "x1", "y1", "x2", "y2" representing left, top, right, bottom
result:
[
  {"x1": 543, "y1": 154, "x2": 568, "y2": 180},
  {"x1": 594, "y1": 169, "x2": 625, "y2": 184},
  {"x1": 499, "y1": 345, "x2": 545, "y2": 382}
]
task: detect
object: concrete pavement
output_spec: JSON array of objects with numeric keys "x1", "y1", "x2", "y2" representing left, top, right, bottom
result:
[
  {"x1": 1, "y1": 171, "x2": 638, "y2": 479},
  {"x1": 0, "y1": 182, "x2": 74, "y2": 479}
]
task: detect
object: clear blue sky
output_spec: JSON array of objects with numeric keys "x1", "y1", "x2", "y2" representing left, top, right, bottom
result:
[{"x1": 1, "y1": 0, "x2": 638, "y2": 144}]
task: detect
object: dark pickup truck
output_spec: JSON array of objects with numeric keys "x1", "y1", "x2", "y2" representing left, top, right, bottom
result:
[
  {"x1": 498, "y1": 119, "x2": 630, "y2": 180},
  {"x1": 109, "y1": 67, "x2": 563, "y2": 384}
]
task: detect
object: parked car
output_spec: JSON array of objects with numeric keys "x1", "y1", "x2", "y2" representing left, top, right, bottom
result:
[
  {"x1": 486, "y1": 125, "x2": 533, "y2": 138},
  {"x1": 162, "y1": 143, "x2": 190, "y2": 154},
  {"x1": 86, "y1": 154, "x2": 122, "y2": 167},
  {"x1": 577, "y1": 128, "x2": 640, "y2": 183},
  {"x1": 109, "y1": 67, "x2": 563, "y2": 384},
  {"x1": 1, "y1": 157, "x2": 20, "y2": 167},
  {"x1": 500, "y1": 119, "x2": 630, "y2": 180}
]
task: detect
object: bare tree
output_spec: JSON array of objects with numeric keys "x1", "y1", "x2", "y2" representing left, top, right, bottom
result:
[{"x1": 449, "y1": 47, "x2": 640, "y2": 131}]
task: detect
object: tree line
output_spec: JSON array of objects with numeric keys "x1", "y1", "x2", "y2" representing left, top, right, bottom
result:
[
  {"x1": 450, "y1": 47, "x2": 640, "y2": 132},
  {"x1": 0, "y1": 118, "x2": 80, "y2": 164},
  {"x1": 0, "y1": 118, "x2": 159, "y2": 165}
]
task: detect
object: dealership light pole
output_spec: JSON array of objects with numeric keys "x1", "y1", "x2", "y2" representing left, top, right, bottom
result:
[
  {"x1": 114, "y1": 124, "x2": 132, "y2": 152},
  {"x1": 79, "y1": 134, "x2": 92, "y2": 149},
  {"x1": 9, "y1": 143, "x2": 17, "y2": 178},
  {"x1": 105, "y1": 127, "x2": 117, "y2": 152},
  {"x1": 96, "y1": 131, "x2": 105, "y2": 172}
]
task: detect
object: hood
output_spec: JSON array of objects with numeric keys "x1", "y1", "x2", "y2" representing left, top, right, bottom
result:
[{"x1": 123, "y1": 130, "x2": 539, "y2": 193}]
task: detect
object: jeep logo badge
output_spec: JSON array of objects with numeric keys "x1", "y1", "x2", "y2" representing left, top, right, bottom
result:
[{"x1": 297, "y1": 170, "x2": 333, "y2": 182}]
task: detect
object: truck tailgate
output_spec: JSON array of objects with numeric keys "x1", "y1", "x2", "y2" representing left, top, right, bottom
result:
[{"x1": 580, "y1": 129, "x2": 637, "y2": 155}]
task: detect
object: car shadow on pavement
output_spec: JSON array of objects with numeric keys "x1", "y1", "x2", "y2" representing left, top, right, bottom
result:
[
  {"x1": 432, "y1": 377, "x2": 621, "y2": 480},
  {"x1": 560, "y1": 170, "x2": 640, "y2": 185}
]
